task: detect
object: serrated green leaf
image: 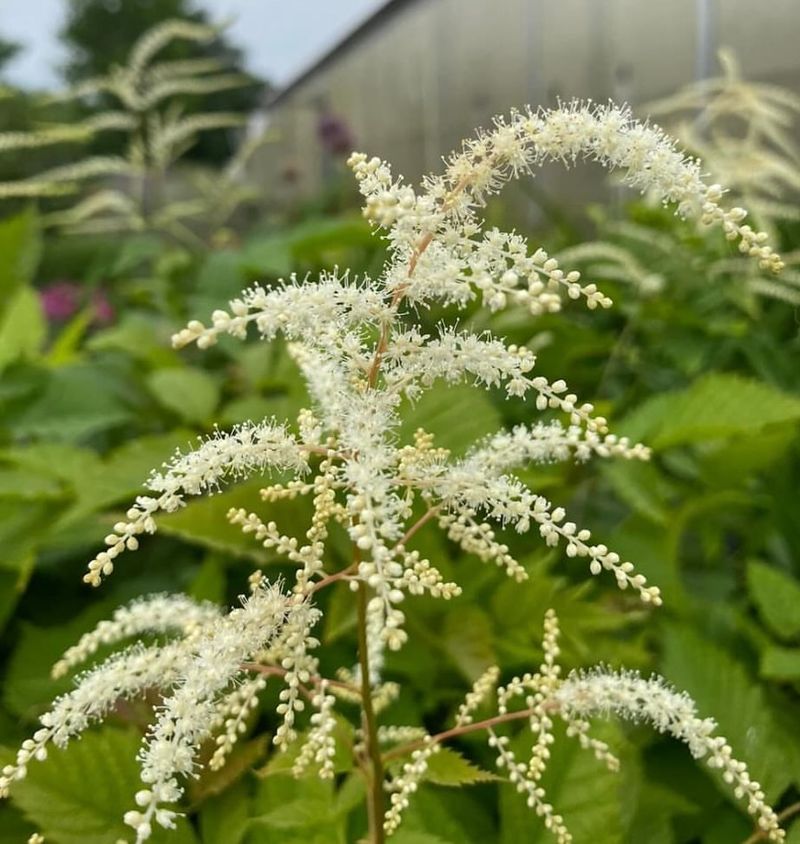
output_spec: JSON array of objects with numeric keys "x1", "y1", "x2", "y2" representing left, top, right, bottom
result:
[
  {"x1": 0, "y1": 442, "x2": 102, "y2": 485},
  {"x1": 0, "y1": 287, "x2": 46, "y2": 371},
  {"x1": 56, "y1": 430, "x2": 194, "y2": 525},
  {"x1": 620, "y1": 374, "x2": 800, "y2": 449},
  {"x1": 423, "y1": 748, "x2": 497, "y2": 786},
  {"x1": 0, "y1": 499, "x2": 54, "y2": 633},
  {"x1": 747, "y1": 561, "x2": 800, "y2": 640},
  {"x1": 661, "y1": 624, "x2": 799, "y2": 801},
  {"x1": 698, "y1": 424, "x2": 796, "y2": 486},
  {"x1": 500, "y1": 722, "x2": 633, "y2": 844},
  {"x1": 9, "y1": 728, "x2": 198, "y2": 844},
  {"x1": 322, "y1": 581, "x2": 357, "y2": 643},
  {"x1": 147, "y1": 367, "x2": 220, "y2": 424}
]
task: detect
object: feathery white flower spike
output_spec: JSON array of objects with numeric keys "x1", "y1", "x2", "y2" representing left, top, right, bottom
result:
[{"x1": 7, "y1": 100, "x2": 777, "y2": 843}]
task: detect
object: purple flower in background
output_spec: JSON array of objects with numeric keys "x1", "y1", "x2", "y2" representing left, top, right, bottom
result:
[
  {"x1": 40, "y1": 281, "x2": 81, "y2": 322},
  {"x1": 317, "y1": 112, "x2": 354, "y2": 156}
]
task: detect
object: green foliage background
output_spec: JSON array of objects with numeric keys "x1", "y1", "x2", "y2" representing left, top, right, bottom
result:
[{"x1": 0, "y1": 32, "x2": 799, "y2": 841}]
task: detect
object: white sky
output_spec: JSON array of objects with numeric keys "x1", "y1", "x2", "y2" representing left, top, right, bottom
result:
[{"x1": 0, "y1": 0, "x2": 387, "y2": 90}]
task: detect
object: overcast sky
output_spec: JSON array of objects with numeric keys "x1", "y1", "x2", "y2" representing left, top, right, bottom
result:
[{"x1": 0, "y1": 0, "x2": 387, "y2": 90}]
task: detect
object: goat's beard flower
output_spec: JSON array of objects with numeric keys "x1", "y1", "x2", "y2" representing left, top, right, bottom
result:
[{"x1": 1, "y1": 101, "x2": 785, "y2": 842}]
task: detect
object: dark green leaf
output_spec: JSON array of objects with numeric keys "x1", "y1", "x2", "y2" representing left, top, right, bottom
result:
[
  {"x1": 147, "y1": 367, "x2": 220, "y2": 424},
  {"x1": 423, "y1": 748, "x2": 497, "y2": 786},
  {"x1": 9, "y1": 728, "x2": 197, "y2": 844},
  {"x1": 747, "y1": 561, "x2": 800, "y2": 640},
  {"x1": 620, "y1": 375, "x2": 800, "y2": 450}
]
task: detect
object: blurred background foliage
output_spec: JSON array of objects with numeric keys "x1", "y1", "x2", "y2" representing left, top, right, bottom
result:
[{"x1": 0, "y1": 5, "x2": 799, "y2": 844}]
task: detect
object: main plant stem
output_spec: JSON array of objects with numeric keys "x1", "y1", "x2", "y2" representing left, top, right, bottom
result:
[
  {"x1": 357, "y1": 579, "x2": 385, "y2": 844},
  {"x1": 355, "y1": 181, "x2": 470, "y2": 841}
]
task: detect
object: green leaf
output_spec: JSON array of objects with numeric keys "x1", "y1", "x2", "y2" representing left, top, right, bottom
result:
[
  {"x1": 400, "y1": 787, "x2": 493, "y2": 843},
  {"x1": 0, "y1": 469, "x2": 64, "y2": 500},
  {"x1": 146, "y1": 367, "x2": 220, "y2": 425},
  {"x1": 0, "y1": 801, "x2": 37, "y2": 843},
  {"x1": 620, "y1": 374, "x2": 800, "y2": 450},
  {"x1": 661, "y1": 624, "x2": 799, "y2": 801},
  {"x1": 188, "y1": 250, "x2": 247, "y2": 321},
  {"x1": 760, "y1": 646, "x2": 800, "y2": 681},
  {"x1": 0, "y1": 207, "x2": 41, "y2": 312},
  {"x1": 499, "y1": 722, "x2": 633, "y2": 844},
  {"x1": 423, "y1": 748, "x2": 497, "y2": 786},
  {"x1": 440, "y1": 606, "x2": 495, "y2": 681},
  {"x1": 158, "y1": 479, "x2": 301, "y2": 562},
  {"x1": 189, "y1": 737, "x2": 268, "y2": 804},
  {"x1": 8, "y1": 364, "x2": 133, "y2": 441},
  {"x1": 0, "y1": 550, "x2": 35, "y2": 634},
  {"x1": 392, "y1": 832, "x2": 457, "y2": 844},
  {"x1": 198, "y1": 781, "x2": 251, "y2": 844},
  {"x1": 698, "y1": 424, "x2": 796, "y2": 486},
  {"x1": 248, "y1": 773, "x2": 346, "y2": 843},
  {"x1": 0, "y1": 442, "x2": 102, "y2": 485},
  {"x1": 600, "y1": 460, "x2": 672, "y2": 524},
  {"x1": 241, "y1": 234, "x2": 293, "y2": 277},
  {"x1": 87, "y1": 313, "x2": 181, "y2": 368},
  {"x1": 2, "y1": 602, "x2": 115, "y2": 718},
  {"x1": 747, "y1": 561, "x2": 800, "y2": 640},
  {"x1": 400, "y1": 384, "x2": 502, "y2": 457},
  {"x1": 9, "y1": 728, "x2": 197, "y2": 844},
  {"x1": 0, "y1": 287, "x2": 46, "y2": 371},
  {"x1": 0, "y1": 499, "x2": 54, "y2": 633},
  {"x1": 56, "y1": 430, "x2": 193, "y2": 525},
  {"x1": 45, "y1": 308, "x2": 96, "y2": 366},
  {"x1": 189, "y1": 555, "x2": 227, "y2": 603},
  {"x1": 322, "y1": 581, "x2": 357, "y2": 643}
]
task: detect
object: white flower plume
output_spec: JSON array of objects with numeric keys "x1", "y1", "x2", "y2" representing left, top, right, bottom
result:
[{"x1": 2, "y1": 100, "x2": 781, "y2": 843}]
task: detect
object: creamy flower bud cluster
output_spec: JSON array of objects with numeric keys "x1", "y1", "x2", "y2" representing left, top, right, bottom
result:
[{"x1": 4, "y1": 103, "x2": 784, "y2": 843}]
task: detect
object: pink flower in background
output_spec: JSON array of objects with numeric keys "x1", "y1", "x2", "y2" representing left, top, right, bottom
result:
[
  {"x1": 39, "y1": 281, "x2": 115, "y2": 326},
  {"x1": 40, "y1": 281, "x2": 81, "y2": 322}
]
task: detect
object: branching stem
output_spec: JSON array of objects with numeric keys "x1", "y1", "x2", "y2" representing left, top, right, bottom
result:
[{"x1": 381, "y1": 705, "x2": 541, "y2": 763}]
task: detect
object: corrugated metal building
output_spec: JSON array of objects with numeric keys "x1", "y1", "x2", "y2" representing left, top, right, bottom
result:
[{"x1": 249, "y1": 0, "x2": 800, "y2": 212}]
